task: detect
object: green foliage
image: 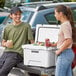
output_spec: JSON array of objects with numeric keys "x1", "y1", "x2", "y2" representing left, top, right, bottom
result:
[
  {"x1": 0, "y1": 0, "x2": 5, "y2": 8},
  {"x1": 64, "y1": 0, "x2": 76, "y2": 1},
  {"x1": 4, "y1": 0, "x2": 13, "y2": 8},
  {"x1": 71, "y1": 0, "x2": 76, "y2": 2}
]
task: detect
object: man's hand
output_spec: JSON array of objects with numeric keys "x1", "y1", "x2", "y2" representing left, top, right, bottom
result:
[{"x1": 6, "y1": 40, "x2": 13, "y2": 48}]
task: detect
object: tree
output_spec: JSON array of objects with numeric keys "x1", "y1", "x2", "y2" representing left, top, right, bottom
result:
[
  {"x1": 0, "y1": 0, "x2": 5, "y2": 8},
  {"x1": 64, "y1": 0, "x2": 76, "y2": 1},
  {"x1": 4, "y1": 0, "x2": 13, "y2": 8},
  {"x1": 71, "y1": 0, "x2": 76, "y2": 1}
]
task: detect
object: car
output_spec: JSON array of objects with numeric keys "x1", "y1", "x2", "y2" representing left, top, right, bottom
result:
[
  {"x1": 1, "y1": 2, "x2": 76, "y2": 37},
  {"x1": 0, "y1": 12, "x2": 9, "y2": 24},
  {"x1": 0, "y1": 12, "x2": 9, "y2": 42},
  {"x1": 0, "y1": 7, "x2": 10, "y2": 24},
  {"x1": 0, "y1": 2, "x2": 76, "y2": 69}
]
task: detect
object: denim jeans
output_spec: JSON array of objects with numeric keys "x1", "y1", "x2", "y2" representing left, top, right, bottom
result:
[
  {"x1": 55, "y1": 48, "x2": 74, "y2": 76},
  {"x1": 0, "y1": 52, "x2": 23, "y2": 76}
]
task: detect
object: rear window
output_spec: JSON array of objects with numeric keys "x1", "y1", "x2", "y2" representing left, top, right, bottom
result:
[
  {"x1": 0, "y1": 16, "x2": 6, "y2": 24},
  {"x1": 44, "y1": 12, "x2": 58, "y2": 24}
]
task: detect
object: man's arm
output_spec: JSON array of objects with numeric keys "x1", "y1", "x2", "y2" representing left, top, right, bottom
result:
[
  {"x1": 2, "y1": 39, "x2": 13, "y2": 48},
  {"x1": 2, "y1": 39, "x2": 7, "y2": 47}
]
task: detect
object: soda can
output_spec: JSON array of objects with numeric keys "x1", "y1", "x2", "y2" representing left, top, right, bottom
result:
[{"x1": 45, "y1": 38, "x2": 50, "y2": 47}]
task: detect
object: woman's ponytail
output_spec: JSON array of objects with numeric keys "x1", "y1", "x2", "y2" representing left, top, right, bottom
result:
[{"x1": 67, "y1": 6, "x2": 74, "y2": 28}]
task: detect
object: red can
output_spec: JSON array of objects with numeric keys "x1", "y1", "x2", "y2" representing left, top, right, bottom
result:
[{"x1": 45, "y1": 38, "x2": 50, "y2": 47}]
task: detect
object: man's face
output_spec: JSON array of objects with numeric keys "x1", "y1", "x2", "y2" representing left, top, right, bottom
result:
[{"x1": 10, "y1": 11, "x2": 21, "y2": 23}]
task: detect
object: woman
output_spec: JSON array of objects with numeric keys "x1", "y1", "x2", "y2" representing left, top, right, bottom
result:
[{"x1": 50, "y1": 5, "x2": 74, "y2": 76}]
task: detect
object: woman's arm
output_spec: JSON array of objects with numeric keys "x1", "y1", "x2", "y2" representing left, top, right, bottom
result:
[
  {"x1": 55, "y1": 38, "x2": 72, "y2": 55},
  {"x1": 50, "y1": 42, "x2": 57, "y2": 47}
]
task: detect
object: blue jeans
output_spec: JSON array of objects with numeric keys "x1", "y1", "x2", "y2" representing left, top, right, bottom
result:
[{"x1": 55, "y1": 48, "x2": 74, "y2": 76}]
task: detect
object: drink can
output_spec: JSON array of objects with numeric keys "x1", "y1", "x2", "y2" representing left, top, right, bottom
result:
[{"x1": 45, "y1": 38, "x2": 50, "y2": 47}]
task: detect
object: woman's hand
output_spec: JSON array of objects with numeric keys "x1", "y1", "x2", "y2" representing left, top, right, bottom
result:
[
  {"x1": 55, "y1": 50, "x2": 61, "y2": 55},
  {"x1": 50, "y1": 42, "x2": 57, "y2": 47}
]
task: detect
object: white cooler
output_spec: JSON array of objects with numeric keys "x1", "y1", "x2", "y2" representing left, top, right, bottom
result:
[{"x1": 22, "y1": 24, "x2": 60, "y2": 68}]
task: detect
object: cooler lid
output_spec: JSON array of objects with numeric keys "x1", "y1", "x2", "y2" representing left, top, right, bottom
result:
[{"x1": 35, "y1": 24, "x2": 60, "y2": 43}]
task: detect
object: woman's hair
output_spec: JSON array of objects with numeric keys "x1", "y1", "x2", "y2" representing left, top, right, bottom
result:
[{"x1": 55, "y1": 5, "x2": 74, "y2": 28}]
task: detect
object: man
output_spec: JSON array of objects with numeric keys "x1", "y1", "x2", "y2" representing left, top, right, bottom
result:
[{"x1": 0, "y1": 6, "x2": 34, "y2": 76}]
